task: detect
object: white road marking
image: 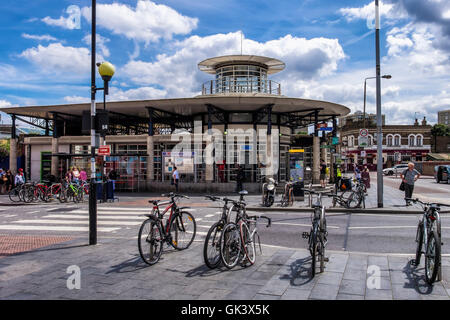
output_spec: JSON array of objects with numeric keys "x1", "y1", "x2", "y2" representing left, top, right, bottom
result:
[
  {"x1": 271, "y1": 222, "x2": 340, "y2": 229},
  {"x1": 205, "y1": 214, "x2": 215, "y2": 218},
  {"x1": 3, "y1": 215, "x2": 17, "y2": 218},
  {"x1": 27, "y1": 211, "x2": 41, "y2": 214},
  {"x1": 349, "y1": 225, "x2": 450, "y2": 230},
  {"x1": 64, "y1": 210, "x2": 147, "y2": 215},
  {"x1": 43, "y1": 214, "x2": 144, "y2": 220},
  {"x1": 0, "y1": 225, "x2": 119, "y2": 232},
  {"x1": 15, "y1": 219, "x2": 140, "y2": 226}
]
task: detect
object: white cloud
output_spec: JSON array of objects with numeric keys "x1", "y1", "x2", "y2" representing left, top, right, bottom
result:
[
  {"x1": 22, "y1": 33, "x2": 57, "y2": 42},
  {"x1": 42, "y1": 5, "x2": 81, "y2": 30},
  {"x1": 340, "y1": 1, "x2": 407, "y2": 24},
  {"x1": 82, "y1": 34, "x2": 110, "y2": 58},
  {"x1": 81, "y1": 0, "x2": 198, "y2": 44},
  {"x1": 19, "y1": 43, "x2": 98, "y2": 75},
  {"x1": 64, "y1": 86, "x2": 167, "y2": 103},
  {"x1": 444, "y1": 10, "x2": 450, "y2": 19},
  {"x1": 122, "y1": 32, "x2": 346, "y2": 98},
  {"x1": 0, "y1": 100, "x2": 14, "y2": 108}
]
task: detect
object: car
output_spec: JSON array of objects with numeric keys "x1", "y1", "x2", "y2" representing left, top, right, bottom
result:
[
  {"x1": 435, "y1": 165, "x2": 450, "y2": 184},
  {"x1": 383, "y1": 163, "x2": 409, "y2": 176}
]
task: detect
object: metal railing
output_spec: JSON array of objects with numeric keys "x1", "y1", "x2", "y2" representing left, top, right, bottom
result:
[{"x1": 201, "y1": 79, "x2": 281, "y2": 95}]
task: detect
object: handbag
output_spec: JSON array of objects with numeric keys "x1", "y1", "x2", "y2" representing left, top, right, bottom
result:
[{"x1": 399, "y1": 181, "x2": 405, "y2": 191}]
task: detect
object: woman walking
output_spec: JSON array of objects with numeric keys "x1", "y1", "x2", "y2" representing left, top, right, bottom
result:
[{"x1": 400, "y1": 162, "x2": 421, "y2": 206}]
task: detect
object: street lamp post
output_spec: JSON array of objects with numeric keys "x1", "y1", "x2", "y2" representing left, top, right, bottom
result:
[
  {"x1": 363, "y1": 75, "x2": 391, "y2": 129},
  {"x1": 89, "y1": 0, "x2": 115, "y2": 245},
  {"x1": 375, "y1": 0, "x2": 383, "y2": 208}
]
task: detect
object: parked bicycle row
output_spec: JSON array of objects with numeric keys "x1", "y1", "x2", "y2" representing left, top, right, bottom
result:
[
  {"x1": 138, "y1": 189, "x2": 449, "y2": 286},
  {"x1": 262, "y1": 177, "x2": 367, "y2": 209},
  {"x1": 138, "y1": 190, "x2": 271, "y2": 270},
  {"x1": 8, "y1": 180, "x2": 89, "y2": 203}
]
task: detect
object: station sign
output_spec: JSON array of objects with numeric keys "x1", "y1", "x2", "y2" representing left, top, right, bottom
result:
[
  {"x1": 319, "y1": 127, "x2": 333, "y2": 132},
  {"x1": 98, "y1": 145, "x2": 111, "y2": 156}
]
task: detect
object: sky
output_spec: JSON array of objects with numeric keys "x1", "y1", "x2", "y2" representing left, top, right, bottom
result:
[{"x1": 0, "y1": 0, "x2": 450, "y2": 125}]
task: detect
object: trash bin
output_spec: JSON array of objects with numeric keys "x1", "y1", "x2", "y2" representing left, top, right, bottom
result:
[
  {"x1": 106, "y1": 181, "x2": 114, "y2": 201},
  {"x1": 292, "y1": 181, "x2": 304, "y2": 197}
]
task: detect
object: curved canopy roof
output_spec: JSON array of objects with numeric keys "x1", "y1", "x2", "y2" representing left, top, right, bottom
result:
[
  {"x1": 0, "y1": 94, "x2": 350, "y2": 125},
  {"x1": 198, "y1": 55, "x2": 286, "y2": 75}
]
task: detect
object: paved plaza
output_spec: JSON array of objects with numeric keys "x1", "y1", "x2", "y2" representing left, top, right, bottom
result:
[{"x1": 0, "y1": 173, "x2": 449, "y2": 300}]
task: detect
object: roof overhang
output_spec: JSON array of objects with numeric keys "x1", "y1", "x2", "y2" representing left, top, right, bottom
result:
[
  {"x1": 198, "y1": 55, "x2": 285, "y2": 75},
  {"x1": 0, "y1": 94, "x2": 350, "y2": 123}
]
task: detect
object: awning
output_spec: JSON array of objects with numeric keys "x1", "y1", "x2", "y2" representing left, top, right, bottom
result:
[{"x1": 427, "y1": 153, "x2": 450, "y2": 160}]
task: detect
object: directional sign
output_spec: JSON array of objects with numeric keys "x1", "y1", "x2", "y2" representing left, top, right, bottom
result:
[
  {"x1": 320, "y1": 145, "x2": 333, "y2": 149},
  {"x1": 98, "y1": 145, "x2": 111, "y2": 156},
  {"x1": 319, "y1": 127, "x2": 333, "y2": 132},
  {"x1": 332, "y1": 137, "x2": 339, "y2": 145}
]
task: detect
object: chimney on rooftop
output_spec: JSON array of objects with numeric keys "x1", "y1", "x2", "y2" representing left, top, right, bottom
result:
[{"x1": 422, "y1": 116, "x2": 427, "y2": 126}]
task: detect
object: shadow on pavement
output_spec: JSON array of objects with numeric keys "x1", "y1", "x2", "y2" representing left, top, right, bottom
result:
[
  {"x1": 106, "y1": 254, "x2": 148, "y2": 274},
  {"x1": 280, "y1": 257, "x2": 314, "y2": 287},
  {"x1": 403, "y1": 260, "x2": 434, "y2": 295}
]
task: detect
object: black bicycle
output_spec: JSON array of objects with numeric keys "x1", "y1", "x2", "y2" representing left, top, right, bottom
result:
[
  {"x1": 408, "y1": 198, "x2": 448, "y2": 284},
  {"x1": 203, "y1": 195, "x2": 236, "y2": 269},
  {"x1": 302, "y1": 189, "x2": 328, "y2": 278},
  {"x1": 138, "y1": 193, "x2": 196, "y2": 265}
]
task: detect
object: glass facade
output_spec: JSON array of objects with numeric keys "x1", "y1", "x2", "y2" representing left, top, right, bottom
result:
[{"x1": 215, "y1": 65, "x2": 268, "y2": 94}]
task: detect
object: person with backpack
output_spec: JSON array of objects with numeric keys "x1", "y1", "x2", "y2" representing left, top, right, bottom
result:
[{"x1": 400, "y1": 162, "x2": 421, "y2": 206}]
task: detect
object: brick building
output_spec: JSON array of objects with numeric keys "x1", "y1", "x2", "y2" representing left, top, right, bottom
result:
[{"x1": 339, "y1": 115, "x2": 431, "y2": 171}]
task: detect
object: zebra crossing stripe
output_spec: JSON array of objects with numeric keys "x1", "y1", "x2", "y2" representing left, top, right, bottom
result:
[
  {"x1": 43, "y1": 215, "x2": 145, "y2": 220},
  {"x1": 0, "y1": 225, "x2": 119, "y2": 232},
  {"x1": 15, "y1": 219, "x2": 141, "y2": 226}
]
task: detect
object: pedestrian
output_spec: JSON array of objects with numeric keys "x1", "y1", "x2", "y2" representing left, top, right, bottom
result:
[
  {"x1": 5, "y1": 170, "x2": 13, "y2": 193},
  {"x1": 65, "y1": 167, "x2": 73, "y2": 183},
  {"x1": 107, "y1": 168, "x2": 118, "y2": 191},
  {"x1": 235, "y1": 164, "x2": 244, "y2": 192},
  {"x1": 0, "y1": 168, "x2": 5, "y2": 194},
  {"x1": 80, "y1": 168, "x2": 87, "y2": 183},
  {"x1": 361, "y1": 166, "x2": 370, "y2": 189},
  {"x1": 335, "y1": 164, "x2": 342, "y2": 191},
  {"x1": 354, "y1": 165, "x2": 361, "y2": 182},
  {"x1": 400, "y1": 162, "x2": 421, "y2": 206},
  {"x1": 72, "y1": 166, "x2": 80, "y2": 184},
  {"x1": 15, "y1": 168, "x2": 25, "y2": 186},
  {"x1": 320, "y1": 160, "x2": 327, "y2": 188},
  {"x1": 172, "y1": 166, "x2": 179, "y2": 192}
]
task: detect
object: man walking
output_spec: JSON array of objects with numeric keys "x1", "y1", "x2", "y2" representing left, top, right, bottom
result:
[
  {"x1": 400, "y1": 162, "x2": 421, "y2": 206},
  {"x1": 172, "y1": 166, "x2": 179, "y2": 192},
  {"x1": 320, "y1": 160, "x2": 327, "y2": 188}
]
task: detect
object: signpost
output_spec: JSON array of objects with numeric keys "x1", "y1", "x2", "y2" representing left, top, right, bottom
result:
[
  {"x1": 98, "y1": 145, "x2": 111, "y2": 156},
  {"x1": 358, "y1": 128, "x2": 369, "y2": 147}
]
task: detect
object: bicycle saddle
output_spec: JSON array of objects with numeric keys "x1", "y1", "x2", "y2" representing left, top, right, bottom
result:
[{"x1": 148, "y1": 199, "x2": 160, "y2": 205}]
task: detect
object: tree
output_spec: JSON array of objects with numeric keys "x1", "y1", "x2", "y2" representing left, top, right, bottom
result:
[
  {"x1": 431, "y1": 123, "x2": 450, "y2": 137},
  {"x1": 0, "y1": 139, "x2": 10, "y2": 160}
]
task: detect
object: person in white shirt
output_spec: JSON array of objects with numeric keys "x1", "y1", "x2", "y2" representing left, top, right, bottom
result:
[
  {"x1": 15, "y1": 169, "x2": 25, "y2": 186},
  {"x1": 172, "y1": 166, "x2": 179, "y2": 192}
]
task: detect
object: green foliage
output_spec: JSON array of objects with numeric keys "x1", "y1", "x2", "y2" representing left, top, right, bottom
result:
[
  {"x1": 0, "y1": 139, "x2": 10, "y2": 159},
  {"x1": 431, "y1": 124, "x2": 450, "y2": 137}
]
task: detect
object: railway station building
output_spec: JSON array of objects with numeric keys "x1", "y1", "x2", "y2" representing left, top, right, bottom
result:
[{"x1": 1, "y1": 55, "x2": 350, "y2": 192}]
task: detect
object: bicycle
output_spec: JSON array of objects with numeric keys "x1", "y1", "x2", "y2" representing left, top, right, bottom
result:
[
  {"x1": 138, "y1": 193, "x2": 196, "y2": 265},
  {"x1": 408, "y1": 198, "x2": 448, "y2": 284},
  {"x1": 203, "y1": 195, "x2": 235, "y2": 269},
  {"x1": 302, "y1": 188, "x2": 329, "y2": 278},
  {"x1": 219, "y1": 191, "x2": 272, "y2": 269},
  {"x1": 280, "y1": 181, "x2": 294, "y2": 207},
  {"x1": 331, "y1": 179, "x2": 366, "y2": 209}
]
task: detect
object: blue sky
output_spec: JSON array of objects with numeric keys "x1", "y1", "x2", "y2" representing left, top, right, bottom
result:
[{"x1": 0, "y1": 0, "x2": 450, "y2": 125}]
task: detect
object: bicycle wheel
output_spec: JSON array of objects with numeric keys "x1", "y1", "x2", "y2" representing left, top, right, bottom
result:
[
  {"x1": 310, "y1": 234, "x2": 318, "y2": 278},
  {"x1": 8, "y1": 188, "x2": 20, "y2": 202},
  {"x1": 414, "y1": 222, "x2": 424, "y2": 266},
  {"x1": 203, "y1": 222, "x2": 223, "y2": 269},
  {"x1": 240, "y1": 221, "x2": 256, "y2": 266},
  {"x1": 425, "y1": 230, "x2": 441, "y2": 284},
  {"x1": 138, "y1": 219, "x2": 163, "y2": 265},
  {"x1": 59, "y1": 188, "x2": 68, "y2": 203},
  {"x1": 169, "y1": 211, "x2": 196, "y2": 250},
  {"x1": 220, "y1": 222, "x2": 241, "y2": 269},
  {"x1": 346, "y1": 192, "x2": 361, "y2": 209}
]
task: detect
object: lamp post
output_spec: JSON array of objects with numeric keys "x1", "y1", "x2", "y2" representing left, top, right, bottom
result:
[
  {"x1": 89, "y1": 0, "x2": 115, "y2": 245},
  {"x1": 363, "y1": 75, "x2": 391, "y2": 129},
  {"x1": 375, "y1": 0, "x2": 383, "y2": 208}
]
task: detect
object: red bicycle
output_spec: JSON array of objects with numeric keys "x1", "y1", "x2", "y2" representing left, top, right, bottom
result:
[{"x1": 138, "y1": 193, "x2": 196, "y2": 265}]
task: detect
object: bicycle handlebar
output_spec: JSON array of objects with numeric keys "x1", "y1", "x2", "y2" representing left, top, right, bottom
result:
[
  {"x1": 248, "y1": 215, "x2": 271, "y2": 227},
  {"x1": 405, "y1": 198, "x2": 450, "y2": 208}
]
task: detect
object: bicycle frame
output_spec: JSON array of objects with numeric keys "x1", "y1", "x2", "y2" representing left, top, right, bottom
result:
[{"x1": 152, "y1": 200, "x2": 177, "y2": 236}]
